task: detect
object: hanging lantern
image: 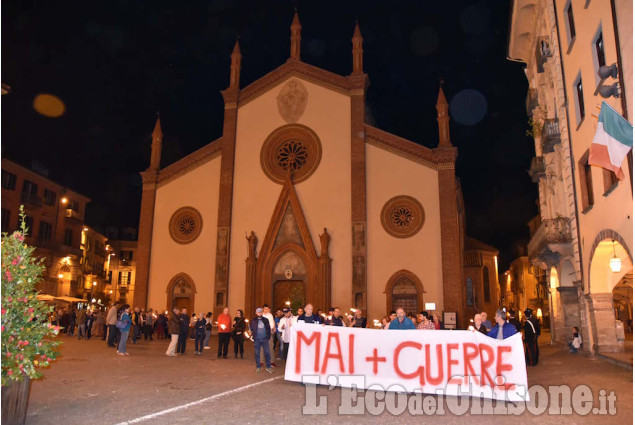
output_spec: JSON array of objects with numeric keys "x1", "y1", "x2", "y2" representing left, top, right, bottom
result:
[{"x1": 610, "y1": 240, "x2": 622, "y2": 273}]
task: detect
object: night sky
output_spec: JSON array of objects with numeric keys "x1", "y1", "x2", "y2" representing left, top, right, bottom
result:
[{"x1": 1, "y1": 0, "x2": 537, "y2": 268}]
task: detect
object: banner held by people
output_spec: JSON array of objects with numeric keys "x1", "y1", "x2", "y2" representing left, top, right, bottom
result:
[{"x1": 285, "y1": 323, "x2": 529, "y2": 401}]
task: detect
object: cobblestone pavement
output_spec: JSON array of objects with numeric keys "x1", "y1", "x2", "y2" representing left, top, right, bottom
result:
[{"x1": 26, "y1": 332, "x2": 632, "y2": 425}]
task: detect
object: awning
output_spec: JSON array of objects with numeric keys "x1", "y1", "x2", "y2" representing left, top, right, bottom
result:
[{"x1": 55, "y1": 296, "x2": 88, "y2": 303}]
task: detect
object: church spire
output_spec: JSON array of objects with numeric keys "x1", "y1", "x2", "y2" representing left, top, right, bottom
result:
[
  {"x1": 436, "y1": 83, "x2": 452, "y2": 148},
  {"x1": 290, "y1": 11, "x2": 302, "y2": 60},
  {"x1": 351, "y1": 21, "x2": 364, "y2": 75},
  {"x1": 229, "y1": 40, "x2": 242, "y2": 89},
  {"x1": 149, "y1": 115, "x2": 163, "y2": 171}
]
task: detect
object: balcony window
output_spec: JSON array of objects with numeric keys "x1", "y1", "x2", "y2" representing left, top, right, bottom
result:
[
  {"x1": 603, "y1": 168, "x2": 618, "y2": 195},
  {"x1": 119, "y1": 271, "x2": 131, "y2": 287},
  {"x1": 1, "y1": 170, "x2": 16, "y2": 190},
  {"x1": 64, "y1": 229, "x2": 73, "y2": 246},
  {"x1": 578, "y1": 150, "x2": 594, "y2": 210},
  {"x1": 44, "y1": 189, "x2": 57, "y2": 206},
  {"x1": 483, "y1": 266, "x2": 491, "y2": 303},
  {"x1": 38, "y1": 221, "x2": 52, "y2": 242},
  {"x1": 22, "y1": 180, "x2": 38, "y2": 196},
  {"x1": 565, "y1": 1, "x2": 576, "y2": 48},
  {"x1": 574, "y1": 74, "x2": 585, "y2": 125},
  {"x1": 24, "y1": 215, "x2": 34, "y2": 237},
  {"x1": 1, "y1": 208, "x2": 10, "y2": 232}
]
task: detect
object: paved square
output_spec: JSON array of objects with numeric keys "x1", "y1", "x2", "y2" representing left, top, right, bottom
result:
[{"x1": 26, "y1": 333, "x2": 632, "y2": 424}]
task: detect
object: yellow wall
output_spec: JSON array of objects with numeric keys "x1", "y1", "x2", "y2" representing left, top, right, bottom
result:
[
  {"x1": 147, "y1": 157, "x2": 221, "y2": 313},
  {"x1": 229, "y1": 77, "x2": 352, "y2": 315},
  {"x1": 555, "y1": 0, "x2": 633, "y2": 294},
  {"x1": 366, "y1": 143, "x2": 443, "y2": 321}
]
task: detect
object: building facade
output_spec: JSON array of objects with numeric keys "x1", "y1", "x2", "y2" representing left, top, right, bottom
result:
[
  {"x1": 134, "y1": 14, "x2": 466, "y2": 324},
  {"x1": 80, "y1": 226, "x2": 108, "y2": 303},
  {"x1": 508, "y1": 0, "x2": 632, "y2": 352},
  {"x1": 105, "y1": 237, "x2": 138, "y2": 306},
  {"x1": 1, "y1": 158, "x2": 91, "y2": 298},
  {"x1": 463, "y1": 237, "x2": 500, "y2": 321}
]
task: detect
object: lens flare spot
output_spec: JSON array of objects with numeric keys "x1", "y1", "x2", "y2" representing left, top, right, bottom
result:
[
  {"x1": 33, "y1": 94, "x2": 65, "y2": 118},
  {"x1": 449, "y1": 89, "x2": 488, "y2": 126}
]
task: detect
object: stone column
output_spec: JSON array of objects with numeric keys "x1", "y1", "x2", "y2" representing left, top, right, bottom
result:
[
  {"x1": 587, "y1": 293, "x2": 620, "y2": 353},
  {"x1": 133, "y1": 171, "x2": 158, "y2": 308},
  {"x1": 245, "y1": 257, "x2": 257, "y2": 318},
  {"x1": 318, "y1": 255, "x2": 332, "y2": 312},
  {"x1": 214, "y1": 86, "x2": 239, "y2": 319},
  {"x1": 349, "y1": 74, "x2": 368, "y2": 313}
]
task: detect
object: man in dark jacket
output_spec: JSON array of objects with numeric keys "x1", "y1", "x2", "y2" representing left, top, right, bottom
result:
[
  {"x1": 249, "y1": 308, "x2": 273, "y2": 373},
  {"x1": 297, "y1": 303, "x2": 322, "y2": 324},
  {"x1": 177, "y1": 308, "x2": 189, "y2": 354},
  {"x1": 508, "y1": 310, "x2": 522, "y2": 333},
  {"x1": 487, "y1": 309, "x2": 517, "y2": 340},
  {"x1": 523, "y1": 308, "x2": 540, "y2": 366}
]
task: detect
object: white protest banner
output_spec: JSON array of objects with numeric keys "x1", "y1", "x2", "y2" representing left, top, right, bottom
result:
[{"x1": 284, "y1": 323, "x2": 529, "y2": 401}]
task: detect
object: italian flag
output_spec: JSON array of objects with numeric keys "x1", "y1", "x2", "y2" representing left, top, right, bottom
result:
[{"x1": 588, "y1": 101, "x2": 632, "y2": 179}]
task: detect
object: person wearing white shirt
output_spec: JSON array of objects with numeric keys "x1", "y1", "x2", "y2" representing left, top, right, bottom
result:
[
  {"x1": 278, "y1": 308, "x2": 294, "y2": 360},
  {"x1": 262, "y1": 305, "x2": 276, "y2": 367}
]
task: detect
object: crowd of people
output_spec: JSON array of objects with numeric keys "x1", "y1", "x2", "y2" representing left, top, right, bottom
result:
[{"x1": 51, "y1": 301, "x2": 549, "y2": 370}]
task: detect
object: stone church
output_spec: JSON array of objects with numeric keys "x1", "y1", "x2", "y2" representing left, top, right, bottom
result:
[{"x1": 133, "y1": 13, "x2": 466, "y2": 324}]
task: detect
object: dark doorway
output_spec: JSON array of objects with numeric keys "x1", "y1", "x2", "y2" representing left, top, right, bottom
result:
[{"x1": 273, "y1": 280, "x2": 306, "y2": 311}]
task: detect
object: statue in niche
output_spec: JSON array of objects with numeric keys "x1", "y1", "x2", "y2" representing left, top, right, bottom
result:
[
  {"x1": 246, "y1": 231, "x2": 258, "y2": 259},
  {"x1": 319, "y1": 228, "x2": 331, "y2": 257}
]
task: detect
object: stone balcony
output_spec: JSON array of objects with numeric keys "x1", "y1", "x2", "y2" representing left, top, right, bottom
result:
[
  {"x1": 64, "y1": 208, "x2": 83, "y2": 223},
  {"x1": 528, "y1": 217, "x2": 573, "y2": 268},
  {"x1": 20, "y1": 192, "x2": 43, "y2": 209},
  {"x1": 528, "y1": 156, "x2": 546, "y2": 182},
  {"x1": 541, "y1": 118, "x2": 561, "y2": 153}
]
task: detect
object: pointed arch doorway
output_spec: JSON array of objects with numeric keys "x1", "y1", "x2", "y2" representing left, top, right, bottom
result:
[
  {"x1": 166, "y1": 273, "x2": 196, "y2": 313},
  {"x1": 246, "y1": 178, "x2": 330, "y2": 315},
  {"x1": 384, "y1": 270, "x2": 425, "y2": 315}
]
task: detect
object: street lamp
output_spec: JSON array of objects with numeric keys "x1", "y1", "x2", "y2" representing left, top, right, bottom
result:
[{"x1": 610, "y1": 240, "x2": 622, "y2": 273}]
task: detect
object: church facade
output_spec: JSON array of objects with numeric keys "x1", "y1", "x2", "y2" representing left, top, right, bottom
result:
[{"x1": 133, "y1": 14, "x2": 465, "y2": 325}]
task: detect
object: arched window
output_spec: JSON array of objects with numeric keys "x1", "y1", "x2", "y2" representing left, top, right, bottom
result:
[
  {"x1": 483, "y1": 266, "x2": 491, "y2": 303},
  {"x1": 466, "y1": 278, "x2": 474, "y2": 306}
]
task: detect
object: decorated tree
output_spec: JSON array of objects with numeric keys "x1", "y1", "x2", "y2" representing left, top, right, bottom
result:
[
  {"x1": 289, "y1": 283, "x2": 305, "y2": 313},
  {"x1": 1, "y1": 208, "x2": 60, "y2": 386}
]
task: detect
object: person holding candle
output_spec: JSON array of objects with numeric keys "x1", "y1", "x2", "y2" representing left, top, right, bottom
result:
[
  {"x1": 350, "y1": 309, "x2": 367, "y2": 328},
  {"x1": 232, "y1": 309, "x2": 247, "y2": 359},
  {"x1": 217, "y1": 307, "x2": 232, "y2": 359},
  {"x1": 278, "y1": 308, "x2": 294, "y2": 360}
]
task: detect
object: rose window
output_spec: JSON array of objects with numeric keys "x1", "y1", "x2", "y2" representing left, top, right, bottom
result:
[
  {"x1": 169, "y1": 207, "x2": 203, "y2": 244},
  {"x1": 277, "y1": 140, "x2": 308, "y2": 172}
]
